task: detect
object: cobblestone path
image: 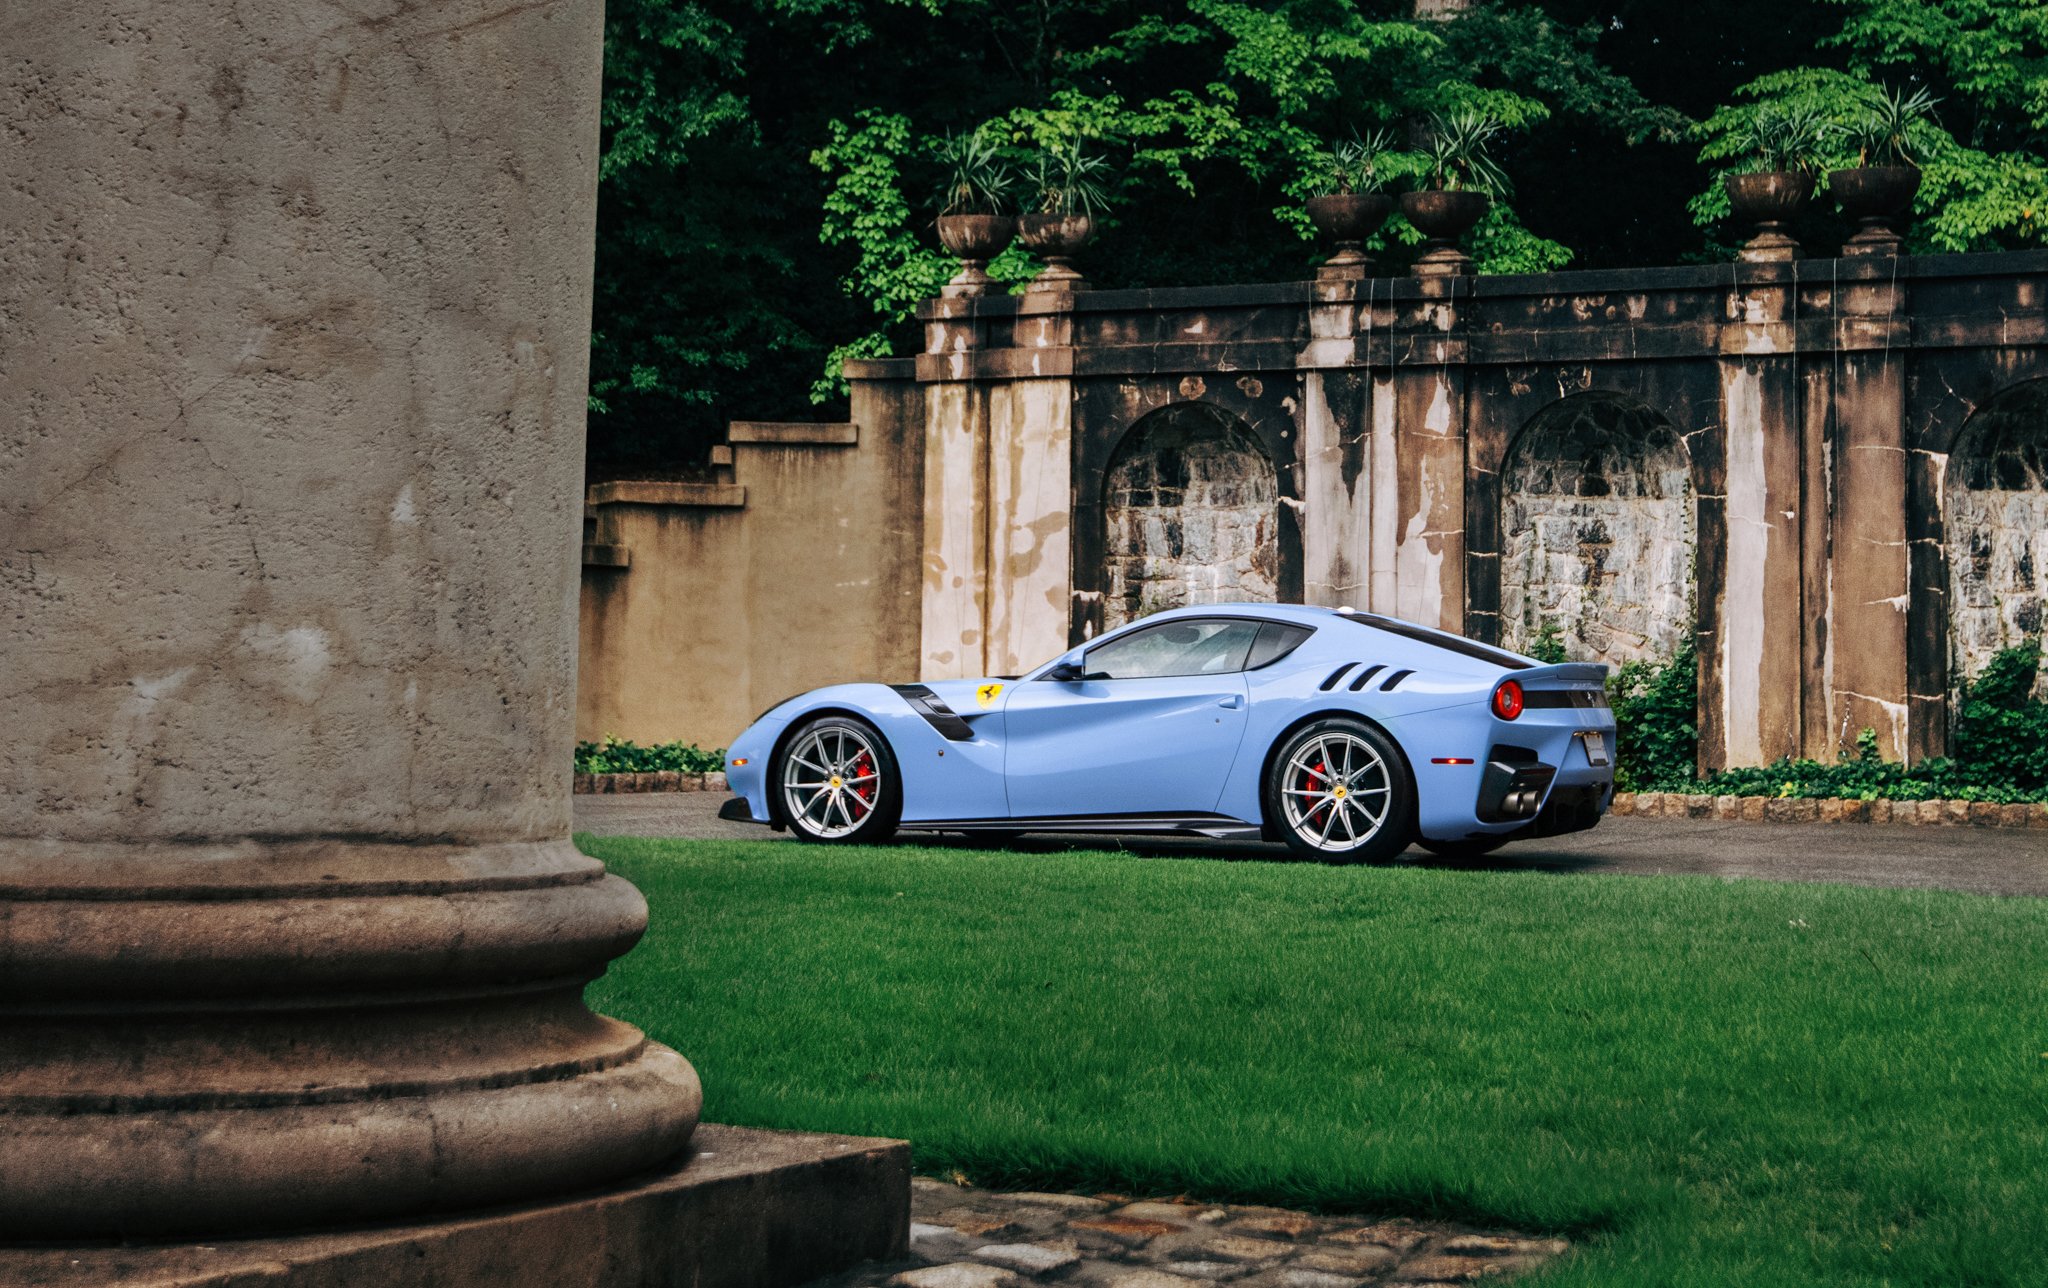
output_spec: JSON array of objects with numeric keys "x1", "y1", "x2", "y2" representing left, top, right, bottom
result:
[{"x1": 806, "y1": 1177, "x2": 1571, "y2": 1288}]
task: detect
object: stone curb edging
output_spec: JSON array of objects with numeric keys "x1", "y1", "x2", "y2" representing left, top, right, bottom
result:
[
  {"x1": 575, "y1": 771, "x2": 729, "y2": 795},
  {"x1": 1613, "y1": 791, "x2": 2048, "y2": 828}
]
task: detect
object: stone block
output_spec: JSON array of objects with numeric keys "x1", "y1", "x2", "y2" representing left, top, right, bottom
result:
[
  {"x1": 1714, "y1": 795, "x2": 1740, "y2": 819},
  {"x1": 974, "y1": 1243, "x2": 1081, "y2": 1276},
  {"x1": 1970, "y1": 801, "x2": 2004, "y2": 826},
  {"x1": 895, "y1": 1265, "x2": 1020, "y2": 1288},
  {"x1": 1112, "y1": 1202, "x2": 1199, "y2": 1226},
  {"x1": 1944, "y1": 800, "x2": 1973, "y2": 826},
  {"x1": 2030, "y1": 803, "x2": 2048, "y2": 829},
  {"x1": 1231, "y1": 1212, "x2": 1317, "y2": 1240},
  {"x1": 573, "y1": 773, "x2": 593, "y2": 794},
  {"x1": 1838, "y1": 799, "x2": 1871, "y2": 824},
  {"x1": 0, "y1": 1123, "x2": 910, "y2": 1288},
  {"x1": 1159, "y1": 1262, "x2": 1249, "y2": 1281},
  {"x1": 1740, "y1": 797, "x2": 1767, "y2": 822},
  {"x1": 2001, "y1": 803, "x2": 2030, "y2": 828},
  {"x1": 1762, "y1": 799, "x2": 1796, "y2": 824},
  {"x1": 705, "y1": 771, "x2": 730, "y2": 792},
  {"x1": 1609, "y1": 793, "x2": 1635, "y2": 816},
  {"x1": 1867, "y1": 799, "x2": 1891, "y2": 824},
  {"x1": 654, "y1": 770, "x2": 682, "y2": 791},
  {"x1": 1199, "y1": 1235, "x2": 1297, "y2": 1263},
  {"x1": 1277, "y1": 1271, "x2": 1361, "y2": 1288},
  {"x1": 1004, "y1": 1193, "x2": 1112, "y2": 1212},
  {"x1": 1818, "y1": 798, "x2": 1843, "y2": 824},
  {"x1": 1684, "y1": 794, "x2": 1714, "y2": 818},
  {"x1": 1293, "y1": 1246, "x2": 1397, "y2": 1274}
]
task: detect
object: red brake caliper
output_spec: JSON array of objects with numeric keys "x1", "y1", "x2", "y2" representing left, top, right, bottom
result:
[
  {"x1": 1302, "y1": 759, "x2": 1329, "y2": 819},
  {"x1": 851, "y1": 751, "x2": 875, "y2": 813}
]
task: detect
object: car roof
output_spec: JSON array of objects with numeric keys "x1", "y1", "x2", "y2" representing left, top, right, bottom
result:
[{"x1": 1112, "y1": 602, "x2": 1539, "y2": 670}]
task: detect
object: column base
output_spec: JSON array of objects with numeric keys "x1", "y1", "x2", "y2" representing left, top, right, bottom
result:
[{"x1": 1, "y1": 1124, "x2": 910, "y2": 1288}]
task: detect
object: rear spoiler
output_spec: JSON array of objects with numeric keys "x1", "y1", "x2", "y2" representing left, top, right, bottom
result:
[{"x1": 1511, "y1": 662, "x2": 1610, "y2": 686}]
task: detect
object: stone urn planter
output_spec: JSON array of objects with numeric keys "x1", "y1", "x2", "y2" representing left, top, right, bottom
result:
[
  {"x1": 936, "y1": 213, "x2": 1016, "y2": 298},
  {"x1": 1306, "y1": 192, "x2": 1392, "y2": 282},
  {"x1": 1017, "y1": 212, "x2": 1095, "y2": 292},
  {"x1": 1829, "y1": 165, "x2": 1921, "y2": 256},
  {"x1": 1725, "y1": 170, "x2": 1814, "y2": 262},
  {"x1": 1398, "y1": 189, "x2": 1490, "y2": 277}
]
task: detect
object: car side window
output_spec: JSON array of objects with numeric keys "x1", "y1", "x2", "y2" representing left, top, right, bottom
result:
[
  {"x1": 1246, "y1": 622, "x2": 1313, "y2": 670},
  {"x1": 1082, "y1": 619, "x2": 1262, "y2": 680}
]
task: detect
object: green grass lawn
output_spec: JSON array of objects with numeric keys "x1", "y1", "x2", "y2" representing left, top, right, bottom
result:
[{"x1": 580, "y1": 837, "x2": 2048, "y2": 1287}]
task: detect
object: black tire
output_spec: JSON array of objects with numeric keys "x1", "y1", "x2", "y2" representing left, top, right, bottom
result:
[
  {"x1": 1417, "y1": 836, "x2": 1508, "y2": 861},
  {"x1": 773, "y1": 715, "x2": 901, "y2": 845},
  {"x1": 1262, "y1": 717, "x2": 1416, "y2": 864}
]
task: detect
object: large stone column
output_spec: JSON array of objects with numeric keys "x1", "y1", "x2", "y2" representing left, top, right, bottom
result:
[{"x1": 2, "y1": 0, "x2": 700, "y2": 1245}]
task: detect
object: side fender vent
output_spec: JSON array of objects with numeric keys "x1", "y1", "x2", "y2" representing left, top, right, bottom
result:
[
  {"x1": 1347, "y1": 664, "x2": 1386, "y2": 692},
  {"x1": 1318, "y1": 663, "x2": 1358, "y2": 691},
  {"x1": 1380, "y1": 668, "x2": 1415, "y2": 691},
  {"x1": 890, "y1": 684, "x2": 976, "y2": 742}
]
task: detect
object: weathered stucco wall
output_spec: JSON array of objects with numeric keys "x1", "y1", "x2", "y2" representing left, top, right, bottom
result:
[
  {"x1": 1945, "y1": 380, "x2": 2048, "y2": 689},
  {"x1": 588, "y1": 254, "x2": 2048, "y2": 770},
  {"x1": 1501, "y1": 394, "x2": 1695, "y2": 665},
  {"x1": 576, "y1": 379, "x2": 925, "y2": 745}
]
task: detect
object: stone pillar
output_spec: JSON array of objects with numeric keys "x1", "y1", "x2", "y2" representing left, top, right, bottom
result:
[
  {"x1": 1705, "y1": 270, "x2": 1809, "y2": 770},
  {"x1": 1298, "y1": 287, "x2": 1375, "y2": 608},
  {"x1": 2, "y1": 0, "x2": 699, "y2": 1246},
  {"x1": 1825, "y1": 270, "x2": 1915, "y2": 759},
  {"x1": 987, "y1": 376, "x2": 1073, "y2": 674},
  {"x1": 1388, "y1": 283, "x2": 1470, "y2": 630},
  {"x1": 918, "y1": 301, "x2": 993, "y2": 679}
]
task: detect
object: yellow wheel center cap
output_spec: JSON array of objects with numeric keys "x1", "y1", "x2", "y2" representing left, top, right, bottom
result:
[
  {"x1": 829, "y1": 775, "x2": 843, "y2": 789},
  {"x1": 1332, "y1": 785, "x2": 1347, "y2": 799}
]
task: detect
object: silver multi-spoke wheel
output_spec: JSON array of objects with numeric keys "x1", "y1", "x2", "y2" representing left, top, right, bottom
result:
[
  {"x1": 780, "y1": 720, "x2": 889, "y2": 841},
  {"x1": 1280, "y1": 731, "x2": 1392, "y2": 851},
  {"x1": 1266, "y1": 718, "x2": 1413, "y2": 862}
]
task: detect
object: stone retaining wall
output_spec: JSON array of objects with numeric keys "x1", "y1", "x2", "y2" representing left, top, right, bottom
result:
[
  {"x1": 1613, "y1": 792, "x2": 2048, "y2": 827},
  {"x1": 576, "y1": 771, "x2": 730, "y2": 794}
]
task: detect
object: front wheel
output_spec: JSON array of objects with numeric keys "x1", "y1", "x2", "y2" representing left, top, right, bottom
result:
[
  {"x1": 1264, "y1": 718, "x2": 1415, "y2": 863},
  {"x1": 775, "y1": 716, "x2": 901, "y2": 844}
]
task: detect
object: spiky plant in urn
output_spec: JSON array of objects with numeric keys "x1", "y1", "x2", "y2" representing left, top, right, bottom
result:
[
  {"x1": 1397, "y1": 110, "x2": 1505, "y2": 277},
  {"x1": 1722, "y1": 106, "x2": 1826, "y2": 261},
  {"x1": 1831, "y1": 84, "x2": 1938, "y2": 256},
  {"x1": 1305, "y1": 130, "x2": 1397, "y2": 283},
  {"x1": 1018, "y1": 140, "x2": 1111, "y2": 293},
  {"x1": 935, "y1": 127, "x2": 1017, "y2": 298}
]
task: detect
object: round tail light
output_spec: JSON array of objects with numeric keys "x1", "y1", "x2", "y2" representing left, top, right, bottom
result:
[{"x1": 1492, "y1": 679, "x2": 1524, "y2": 721}]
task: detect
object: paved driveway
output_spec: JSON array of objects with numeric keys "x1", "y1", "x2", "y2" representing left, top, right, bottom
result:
[{"x1": 575, "y1": 793, "x2": 2048, "y2": 898}]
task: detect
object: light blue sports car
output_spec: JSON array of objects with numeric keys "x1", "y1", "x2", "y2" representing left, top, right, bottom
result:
[{"x1": 718, "y1": 604, "x2": 1616, "y2": 862}]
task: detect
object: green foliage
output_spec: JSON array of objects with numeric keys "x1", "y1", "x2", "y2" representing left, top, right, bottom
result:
[
  {"x1": 1029, "y1": 139, "x2": 1116, "y2": 217},
  {"x1": 936, "y1": 125, "x2": 1019, "y2": 216},
  {"x1": 1608, "y1": 642, "x2": 1699, "y2": 792},
  {"x1": 1305, "y1": 129, "x2": 1400, "y2": 197},
  {"x1": 1690, "y1": 0, "x2": 2048, "y2": 250},
  {"x1": 575, "y1": 736, "x2": 726, "y2": 775},
  {"x1": 1421, "y1": 108, "x2": 1513, "y2": 195},
  {"x1": 1525, "y1": 621, "x2": 1569, "y2": 664},
  {"x1": 1848, "y1": 82, "x2": 1943, "y2": 166},
  {"x1": 1620, "y1": 641, "x2": 2048, "y2": 803}
]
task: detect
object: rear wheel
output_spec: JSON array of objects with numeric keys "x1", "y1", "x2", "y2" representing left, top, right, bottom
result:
[
  {"x1": 775, "y1": 716, "x2": 900, "y2": 845},
  {"x1": 1264, "y1": 718, "x2": 1415, "y2": 863}
]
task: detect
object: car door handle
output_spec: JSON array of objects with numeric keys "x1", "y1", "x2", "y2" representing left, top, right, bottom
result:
[{"x1": 1217, "y1": 694, "x2": 1243, "y2": 709}]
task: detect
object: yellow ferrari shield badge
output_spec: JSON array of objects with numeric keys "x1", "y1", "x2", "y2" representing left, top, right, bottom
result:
[{"x1": 975, "y1": 683, "x2": 1005, "y2": 710}]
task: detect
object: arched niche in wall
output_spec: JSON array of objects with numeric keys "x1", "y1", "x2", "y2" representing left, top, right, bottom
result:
[
  {"x1": 1500, "y1": 391, "x2": 1695, "y2": 665},
  {"x1": 1101, "y1": 401, "x2": 1278, "y2": 630},
  {"x1": 1943, "y1": 379, "x2": 2048, "y2": 692}
]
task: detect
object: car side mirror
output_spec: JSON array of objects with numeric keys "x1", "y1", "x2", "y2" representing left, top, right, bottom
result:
[{"x1": 1044, "y1": 660, "x2": 1085, "y2": 682}]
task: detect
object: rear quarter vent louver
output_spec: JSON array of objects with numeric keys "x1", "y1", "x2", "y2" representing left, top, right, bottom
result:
[
  {"x1": 1318, "y1": 663, "x2": 1357, "y2": 691},
  {"x1": 1379, "y1": 669, "x2": 1415, "y2": 691},
  {"x1": 1347, "y1": 664, "x2": 1386, "y2": 691}
]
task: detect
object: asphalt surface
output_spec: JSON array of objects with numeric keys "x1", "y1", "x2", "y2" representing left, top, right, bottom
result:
[{"x1": 574, "y1": 793, "x2": 2048, "y2": 898}]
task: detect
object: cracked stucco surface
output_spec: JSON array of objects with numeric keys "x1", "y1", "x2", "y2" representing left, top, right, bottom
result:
[{"x1": 2, "y1": 0, "x2": 601, "y2": 842}]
